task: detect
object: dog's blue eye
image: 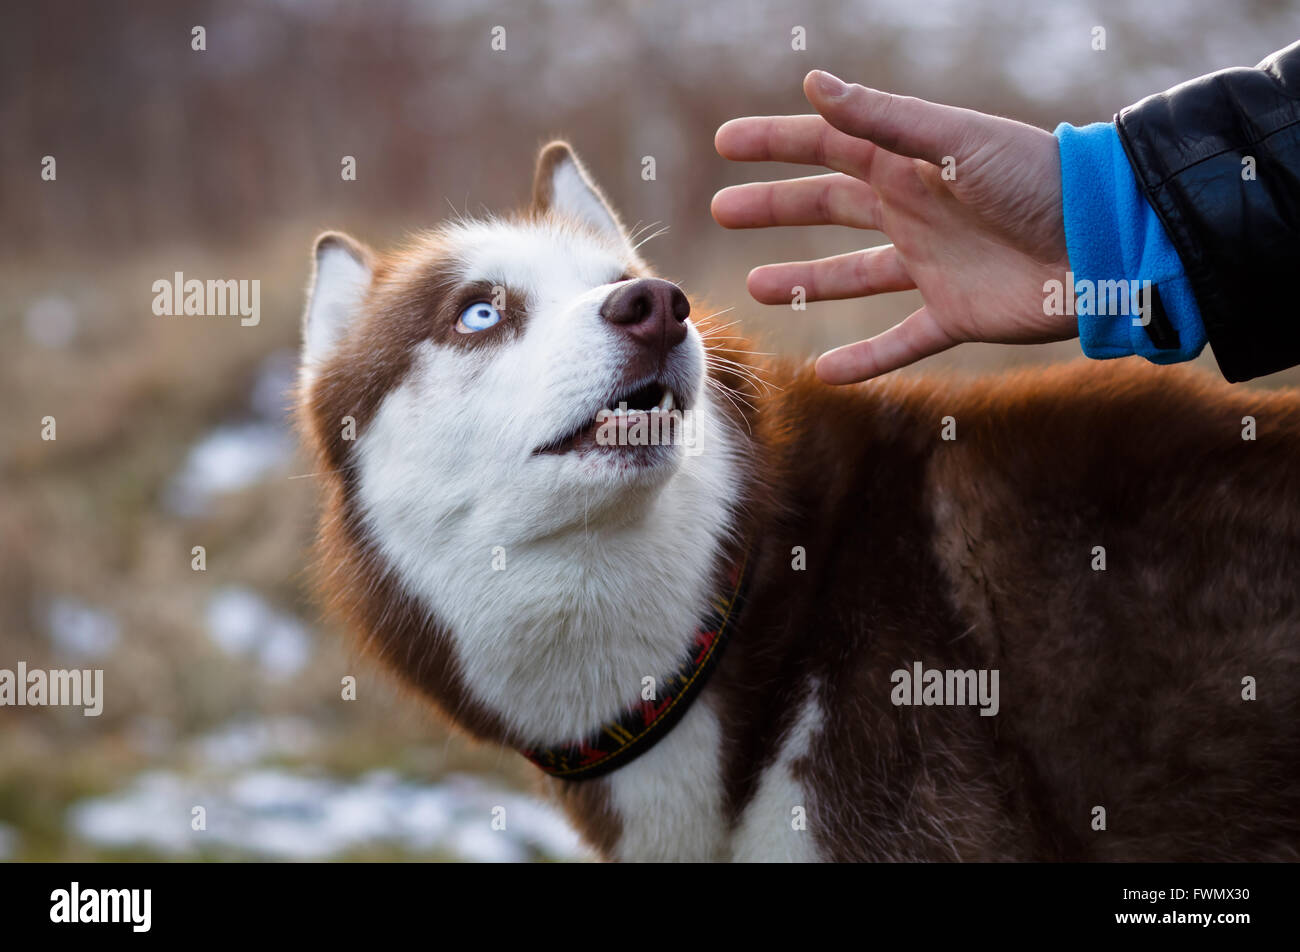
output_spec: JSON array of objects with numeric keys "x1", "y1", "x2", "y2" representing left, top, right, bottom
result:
[{"x1": 456, "y1": 302, "x2": 502, "y2": 333}]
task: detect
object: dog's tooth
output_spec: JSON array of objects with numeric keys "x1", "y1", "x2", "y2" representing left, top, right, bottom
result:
[{"x1": 659, "y1": 390, "x2": 675, "y2": 412}]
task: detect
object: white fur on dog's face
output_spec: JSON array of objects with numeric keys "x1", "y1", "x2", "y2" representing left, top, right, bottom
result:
[
  {"x1": 359, "y1": 216, "x2": 708, "y2": 541},
  {"x1": 302, "y1": 153, "x2": 744, "y2": 744}
]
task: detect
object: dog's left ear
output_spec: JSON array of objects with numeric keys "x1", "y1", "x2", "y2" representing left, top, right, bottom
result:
[{"x1": 532, "y1": 141, "x2": 628, "y2": 244}]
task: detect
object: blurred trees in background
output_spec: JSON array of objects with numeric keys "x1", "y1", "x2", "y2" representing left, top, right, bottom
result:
[{"x1": 4, "y1": 0, "x2": 1295, "y2": 262}]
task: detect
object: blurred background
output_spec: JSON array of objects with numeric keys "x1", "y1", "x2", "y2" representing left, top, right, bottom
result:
[{"x1": 1, "y1": 0, "x2": 1297, "y2": 861}]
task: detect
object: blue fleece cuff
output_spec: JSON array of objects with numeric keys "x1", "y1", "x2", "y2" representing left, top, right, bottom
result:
[{"x1": 1054, "y1": 121, "x2": 1206, "y2": 364}]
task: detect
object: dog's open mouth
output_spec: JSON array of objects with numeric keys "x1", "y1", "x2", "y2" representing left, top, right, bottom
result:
[{"x1": 535, "y1": 378, "x2": 686, "y2": 456}]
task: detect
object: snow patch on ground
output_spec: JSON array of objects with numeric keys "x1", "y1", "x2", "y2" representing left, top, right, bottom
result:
[
  {"x1": 44, "y1": 597, "x2": 120, "y2": 658},
  {"x1": 205, "y1": 586, "x2": 312, "y2": 680},
  {"x1": 68, "y1": 767, "x2": 591, "y2": 862}
]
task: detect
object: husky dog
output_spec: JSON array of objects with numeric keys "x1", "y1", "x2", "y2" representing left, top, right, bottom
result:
[{"x1": 297, "y1": 142, "x2": 1300, "y2": 862}]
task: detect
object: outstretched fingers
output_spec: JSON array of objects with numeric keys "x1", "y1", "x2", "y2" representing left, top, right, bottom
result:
[
  {"x1": 748, "y1": 244, "x2": 912, "y2": 304},
  {"x1": 815, "y1": 306, "x2": 957, "y2": 383},
  {"x1": 712, "y1": 173, "x2": 882, "y2": 230},
  {"x1": 803, "y1": 70, "x2": 987, "y2": 167},
  {"x1": 714, "y1": 114, "x2": 880, "y2": 180}
]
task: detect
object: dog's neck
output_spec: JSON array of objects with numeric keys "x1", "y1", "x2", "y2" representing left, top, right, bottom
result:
[{"x1": 466, "y1": 499, "x2": 736, "y2": 746}]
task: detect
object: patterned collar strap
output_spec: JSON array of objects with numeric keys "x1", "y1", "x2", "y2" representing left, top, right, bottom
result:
[{"x1": 521, "y1": 551, "x2": 751, "y2": 782}]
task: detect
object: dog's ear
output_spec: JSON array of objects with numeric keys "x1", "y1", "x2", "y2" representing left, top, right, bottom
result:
[
  {"x1": 301, "y1": 231, "x2": 373, "y2": 383},
  {"x1": 532, "y1": 141, "x2": 628, "y2": 244}
]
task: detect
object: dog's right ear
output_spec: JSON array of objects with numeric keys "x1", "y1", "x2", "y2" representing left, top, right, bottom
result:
[
  {"x1": 532, "y1": 141, "x2": 628, "y2": 245},
  {"x1": 301, "y1": 231, "x2": 373, "y2": 384}
]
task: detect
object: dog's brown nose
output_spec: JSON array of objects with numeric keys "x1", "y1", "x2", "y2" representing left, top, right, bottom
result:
[{"x1": 600, "y1": 278, "x2": 689, "y2": 350}]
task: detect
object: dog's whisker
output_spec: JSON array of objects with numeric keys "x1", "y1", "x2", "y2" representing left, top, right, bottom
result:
[
  {"x1": 706, "y1": 354, "x2": 774, "y2": 378},
  {"x1": 705, "y1": 376, "x2": 758, "y2": 434},
  {"x1": 707, "y1": 348, "x2": 779, "y2": 371},
  {"x1": 631, "y1": 224, "x2": 671, "y2": 251},
  {"x1": 627, "y1": 219, "x2": 662, "y2": 244},
  {"x1": 705, "y1": 351, "x2": 775, "y2": 379},
  {"x1": 709, "y1": 356, "x2": 773, "y2": 375},
  {"x1": 708, "y1": 372, "x2": 760, "y2": 404}
]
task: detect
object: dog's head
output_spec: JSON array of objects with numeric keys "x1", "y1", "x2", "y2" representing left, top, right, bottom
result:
[
  {"x1": 297, "y1": 143, "x2": 754, "y2": 743},
  {"x1": 300, "y1": 142, "x2": 730, "y2": 532}
]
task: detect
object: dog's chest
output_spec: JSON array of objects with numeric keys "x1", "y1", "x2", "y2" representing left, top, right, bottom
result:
[{"x1": 596, "y1": 687, "x2": 825, "y2": 862}]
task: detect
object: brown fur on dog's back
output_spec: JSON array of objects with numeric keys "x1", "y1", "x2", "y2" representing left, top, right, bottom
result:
[{"x1": 710, "y1": 357, "x2": 1300, "y2": 860}]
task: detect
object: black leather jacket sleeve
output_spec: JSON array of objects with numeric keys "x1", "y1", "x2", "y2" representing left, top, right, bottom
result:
[{"x1": 1116, "y1": 41, "x2": 1300, "y2": 383}]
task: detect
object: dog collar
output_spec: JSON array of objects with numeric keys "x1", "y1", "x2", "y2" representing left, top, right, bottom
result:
[{"x1": 521, "y1": 550, "x2": 751, "y2": 782}]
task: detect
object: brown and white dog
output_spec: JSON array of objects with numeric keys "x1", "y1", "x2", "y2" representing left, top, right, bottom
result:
[{"x1": 297, "y1": 141, "x2": 1300, "y2": 862}]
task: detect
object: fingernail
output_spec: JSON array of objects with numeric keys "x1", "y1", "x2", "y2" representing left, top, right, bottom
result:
[{"x1": 815, "y1": 70, "x2": 847, "y2": 99}]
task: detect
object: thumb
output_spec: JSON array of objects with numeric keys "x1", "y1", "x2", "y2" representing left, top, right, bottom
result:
[{"x1": 804, "y1": 70, "x2": 981, "y2": 167}]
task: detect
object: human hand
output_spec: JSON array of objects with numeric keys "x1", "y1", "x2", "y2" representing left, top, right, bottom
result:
[{"x1": 712, "y1": 70, "x2": 1074, "y2": 384}]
